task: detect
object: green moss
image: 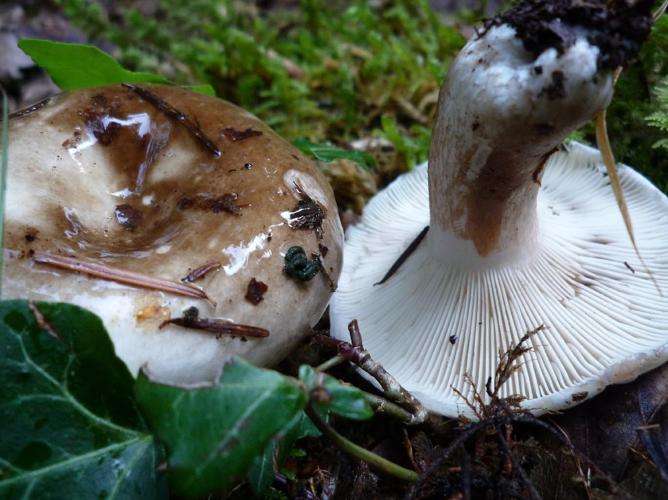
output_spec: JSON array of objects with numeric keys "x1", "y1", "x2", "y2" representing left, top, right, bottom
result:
[
  {"x1": 57, "y1": 0, "x2": 668, "y2": 192},
  {"x1": 57, "y1": 0, "x2": 464, "y2": 172}
]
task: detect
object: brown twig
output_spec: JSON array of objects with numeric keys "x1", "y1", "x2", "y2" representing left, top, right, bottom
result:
[
  {"x1": 317, "y1": 321, "x2": 428, "y2": 425},
  {"x1": 502, "y1": 423, "x2": 513, "y2": 476},
  {"x1": 313, "y1": 322, "x2": 427, "y2": 425},
  {"x1": 348, "y1": 319, "x2": 364, "y2": 348},
  {"x1": 160, "y1": 306, "x2": 269, "y2": 338},
  {"x1": 122, "y1": 83, "x2": 221, "y2": 157},
  {"x1": 221, "y1": 127, "x2": 262, "y2": 142},
  {"x1": 363, "y1": 392, "x2": 420, "y2": 425},
  {"x1": 181, "y1": 262, "x2": 221, "y2": 283},
  {"x1": 9, "y1": 96, "x2": 50, "y2": 119}
]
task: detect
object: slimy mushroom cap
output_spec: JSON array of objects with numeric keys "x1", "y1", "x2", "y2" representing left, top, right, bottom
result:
[{"x1": 4, "y1": 84, "x2": 343, "y2": 385}]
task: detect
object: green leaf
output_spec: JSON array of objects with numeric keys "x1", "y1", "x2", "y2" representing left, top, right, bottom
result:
[
  {"x1": 247, "y1": 411, "x2": 320, "y2": 495},
  {"x1": 246, "y1": 443, "x2": 276, "y2": 495},
  {"x1": 299, "y1": 365, "x2": 373, "y2": 421},
  {"x1": 18, "y1": 39, "x2": 169, "y2": 89},
  {"x1": 135, "y1": 358, "x2": 308, "y2": 498},
  {"x1": 185, "y1": 84, "x2": 216, "y2": 96},
  {"x1": 0, "y1": 300, "x2": 165, "y2": 499},
  {"x1": 293, "y1": 138, "x2": 377, "y2": 170}
]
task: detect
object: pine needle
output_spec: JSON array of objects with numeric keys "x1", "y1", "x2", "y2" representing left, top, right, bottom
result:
[
  {"x1": 595, "y1": 111, "x2": 662, "y2": 295},
  {"x1": 33, "y1": 252, "x2": 209, "y2": 300},
  {"x1": 592, "y1": 3, "x2": 668, "y2": 293}
]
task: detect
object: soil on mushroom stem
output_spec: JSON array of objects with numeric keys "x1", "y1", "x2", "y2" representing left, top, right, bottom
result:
[{"x1": 490, "y1": 0, "x2": 654, "y2": 69}]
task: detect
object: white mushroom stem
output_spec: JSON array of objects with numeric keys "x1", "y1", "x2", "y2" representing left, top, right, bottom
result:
[{"x1": 428, "y1": 25, "x2": 614, "y2": 268}]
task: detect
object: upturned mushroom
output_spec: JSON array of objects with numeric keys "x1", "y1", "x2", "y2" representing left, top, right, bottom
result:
[
  {"x1": 330, "y1": 0, "x2": 668, "y2": 417},
  {"x1": 3, "y1": 84, "x2": 343, "y2": 384}
]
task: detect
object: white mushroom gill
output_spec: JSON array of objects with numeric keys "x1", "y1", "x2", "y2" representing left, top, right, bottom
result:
[{"x1": 330, "y1": 3, "x2": 668, "y2": 418}]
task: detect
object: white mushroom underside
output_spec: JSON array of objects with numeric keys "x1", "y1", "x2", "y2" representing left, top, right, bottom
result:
[{"x1": 330, "y1": 142, "x2": 668, "y2": 418}]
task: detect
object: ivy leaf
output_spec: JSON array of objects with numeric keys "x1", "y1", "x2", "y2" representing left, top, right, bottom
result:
[
  {"x1": 0, "y1": 300, "x2": 165, "y2": 499},
  {"x1": 293, "y1": 138, "x2": 377, "y2": 170},
  {"x1": 135, "y1": 358, "x2": 308, "y2": 498},
  {"x1": 17, "y1": 39, "x2": 216, "y2": 97},
  {"x1": 299, "y1": 365, "x2": 373, "y2": 421},
  {"x1": 18, "y1": 39, "x2": 169, "y2": 90},
  {"x1": 247, "y1": 412, "x2": 320, "y2": 495}
]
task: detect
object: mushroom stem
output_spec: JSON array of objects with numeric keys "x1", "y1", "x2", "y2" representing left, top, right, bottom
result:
[{"x1": 428, "y1": 15, "x2": 620, "y2": 266}]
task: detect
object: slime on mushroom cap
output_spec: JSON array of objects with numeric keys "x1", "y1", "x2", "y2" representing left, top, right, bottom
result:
[{"x1": 3, "y1": 84, "x2": 343, "y2": 385}]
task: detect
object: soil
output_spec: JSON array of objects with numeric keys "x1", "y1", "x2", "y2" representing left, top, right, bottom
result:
[{"x1": 490, "y1": 0, "x2": 655, "y2": 69}]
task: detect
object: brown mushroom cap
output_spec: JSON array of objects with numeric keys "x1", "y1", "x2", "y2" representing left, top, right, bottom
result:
[{"x1": 3, "y1": 84, "x2": 343, "y2": 384}]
